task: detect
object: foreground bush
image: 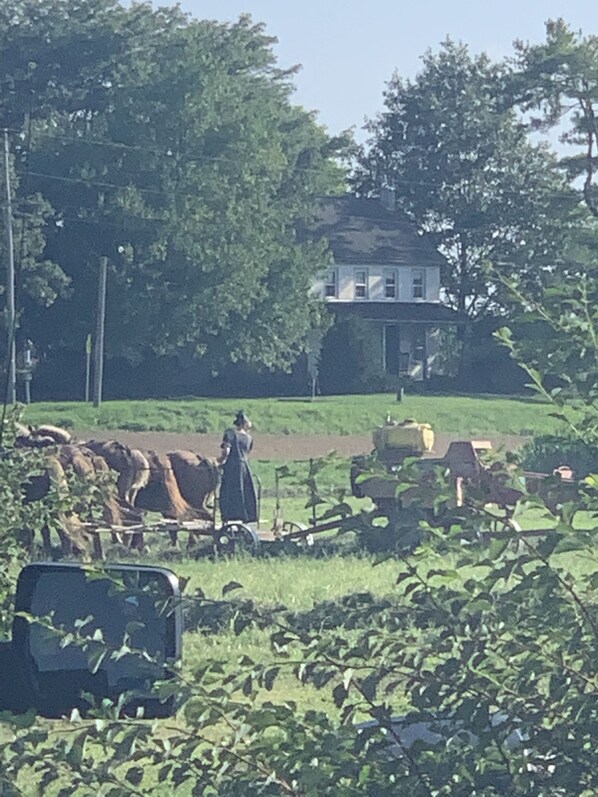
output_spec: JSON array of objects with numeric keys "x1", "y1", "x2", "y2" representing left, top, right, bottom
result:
[{"x1": 520, "y1": 433, "x2": 598, "y2": 477}]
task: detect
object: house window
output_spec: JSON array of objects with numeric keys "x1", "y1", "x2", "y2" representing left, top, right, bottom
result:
[
  {"x1": 354, "y1": 269, "x2": 368, "y2": 299},
  {"x1": 324, "y1": 269, "x2": 337, "y2": 298},
  {"x1": 412, "y1": 269, "x2": 425, "y2": 299},
  {"x1": 384, "y1": 269, "x2": 397, "y2": 299}
]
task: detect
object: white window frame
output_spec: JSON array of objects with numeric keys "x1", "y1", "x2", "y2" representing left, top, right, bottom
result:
[
  {"x1": 354, "y1": 268, "x2": 368, "y2": 300},
  {"x1": 324, "y1": 269, "x2": 337, "y2": 298},
  {"x1": 412, "y1": 269, "x2": 425, "y2": 299},
  {"x1": 384, "y1": 268, "x2": 398, "y2": 299}
]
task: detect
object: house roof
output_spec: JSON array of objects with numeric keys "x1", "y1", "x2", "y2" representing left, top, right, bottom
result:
[
  {"x1": 329, "y1": 301, "x2": 462, "y2": 324},
  {"x1": 308, "y1": 196, "x2": 446, "y2": 268}
]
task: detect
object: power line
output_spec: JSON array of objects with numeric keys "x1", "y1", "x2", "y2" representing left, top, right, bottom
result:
[
  {"x1": 13, "y1": 164, "x2": 582, "y2": 203},
  {"x1": 5, "y1": 124, "x2": 590, "y2": 204},
  {"x1": 6, "y1": 127, "x2": 180, "y2": 157},
  {"x1": 12, "y1": 164, "x2": 342, "y2": 209},
  {"x1": 7, "y1": 126, "x2": 340, "y2": 172}
]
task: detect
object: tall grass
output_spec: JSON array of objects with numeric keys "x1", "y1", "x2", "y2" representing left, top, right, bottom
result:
[{"x1": 175, "y1": 553, "x2": 400, "y2": 609}]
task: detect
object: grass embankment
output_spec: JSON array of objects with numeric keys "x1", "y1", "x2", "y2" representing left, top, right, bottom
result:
[{"x1": 22, "y1": 393, "x2": 561, "y2": 438}]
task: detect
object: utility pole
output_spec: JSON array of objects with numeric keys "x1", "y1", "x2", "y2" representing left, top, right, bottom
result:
[
  {"x1": 85, "y1": 333, "x2": 92, "y2": 402},
  {"x1": 3, "y1": 129, "x2": 16, "y2": 405},
  {"x1": 93, "y1": 257, "x2": 108, "y2": 408},
  {"x1": 23, "y1": 340, "x2": 33, "y2": 405}
]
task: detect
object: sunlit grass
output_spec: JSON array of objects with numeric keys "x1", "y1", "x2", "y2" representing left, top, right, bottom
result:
[
  {"x1": 20, "y1": 392, "x2": 564, "y2": 438},
  {"x1": 174, "y1": 553, "x2": 400, "y2": 610}
]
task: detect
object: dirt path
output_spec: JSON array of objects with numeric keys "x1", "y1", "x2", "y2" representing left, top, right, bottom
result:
[{"x1": 75, "y1": 430, "x2": 528, "y2": 460}]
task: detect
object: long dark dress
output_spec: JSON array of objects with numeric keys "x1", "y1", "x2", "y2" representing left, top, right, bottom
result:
[{"x1": 219, "y1": 428, "x2": 258, "y2": 523}]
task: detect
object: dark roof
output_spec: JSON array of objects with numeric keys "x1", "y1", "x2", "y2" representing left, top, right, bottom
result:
[
  {"x1": 308, "y1": 196, "x2": 446, "y2": 268},
  {"x1": 329, "y1": 301, "x2": 462, "y2": 324}
]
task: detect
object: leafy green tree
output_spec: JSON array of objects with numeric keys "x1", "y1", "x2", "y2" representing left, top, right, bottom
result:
[
  {"x1": 0, "y1": 0, "x2": 134, "y2": 130},
  {"x1": 0, "y1": 124, "x2": 70, "y2": 350},
  {"x1": 319, "y1": 317, "x2": 386, "y2": 393},
  {"x1": 0, "y1": 0, "x2": 136, "y2": 365},
  {"x1": 355, "y1": 40, "x2": 573, "y2": 325},
  {"x1": 1, "y1": 1, "x2": 347, "y2": 377}
]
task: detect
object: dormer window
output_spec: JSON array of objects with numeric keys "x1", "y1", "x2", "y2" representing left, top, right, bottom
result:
[
  {"x1": 384, "y1": 269, "x2": 397, "y2": 299},
  {"x1": 412, "y1": 269, "x2": 425, "y2": 299},
  {"x1": 354, "y1": 269, "x2": 368, "y2": 299},
  {"x1": 324, "y1": 269, "x2": 337, "y2": 298}
]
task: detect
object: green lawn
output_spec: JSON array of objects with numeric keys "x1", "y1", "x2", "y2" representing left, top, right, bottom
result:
[
  {"x1": 20, "y1": 392, "x2": 565, "y2": 438},
  {"x1": 167, "y1": 540, "x2": 598, "y2": 717},
  {"x1": 5, "y1": 540, "x2": 597, "y2": 795},
  {"x1": 180, "y1": 554, "x2": 403, "y2": 716}
]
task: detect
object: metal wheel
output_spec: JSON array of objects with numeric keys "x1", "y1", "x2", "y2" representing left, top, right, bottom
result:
[
  {"x1": 215, "y1": 522, "x2": 260, "y2": 556},
  {"x1": 281, "y1": 521, "x2": 315, "y2": 547}
]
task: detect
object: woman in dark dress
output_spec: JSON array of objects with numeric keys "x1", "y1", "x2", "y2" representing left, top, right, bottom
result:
[{"x1": 218, "y1": 411, "x2": 258, "y2": 523}]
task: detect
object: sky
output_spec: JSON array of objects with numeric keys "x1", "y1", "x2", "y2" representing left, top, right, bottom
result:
[{"x1": 171, "y1": 0, "x2": 598, "y2": 142}]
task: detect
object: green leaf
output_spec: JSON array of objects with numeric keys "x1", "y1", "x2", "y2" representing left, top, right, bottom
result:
[
  {"x1": 332, "y1": 683, "x2": 348, "y2": 708},
  {"x1": 222, "y1": 581, "x2": 243, "y2": 596},
  {"x1": 125, "y1": 767, "x2": 144, "y2": 786},
  {"x1": 87, "y1": 646, "x2": 107, "y2": 674}
]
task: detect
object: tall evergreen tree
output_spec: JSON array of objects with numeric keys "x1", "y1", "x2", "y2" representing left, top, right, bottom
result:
[
  {"x1": 513, "y1": 19, "x2": 598, "y2": 218},
  {"x1": 503, "y1": 21, "x2": 598, "y2": 390}
]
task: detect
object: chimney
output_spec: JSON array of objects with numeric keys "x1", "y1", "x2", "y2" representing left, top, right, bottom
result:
[{"x1": 380, "y1": 185, "x2": 396, "y2": 212}]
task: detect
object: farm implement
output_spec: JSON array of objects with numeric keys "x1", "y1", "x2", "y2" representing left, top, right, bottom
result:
[
  {"x1": 82, "y1": 496, "x2": 339, "y2": 559},
  {"x1": 350, "y1": 418, "x2": 578, "y2": 547}
]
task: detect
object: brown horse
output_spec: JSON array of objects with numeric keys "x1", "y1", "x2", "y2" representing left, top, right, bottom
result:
[
  {"x1": 134, "y1": 450, "x2": 210, "y2": 547},
  {"x1": 21, "y1": 450, "x2": 99, "y2": 560},
  {"x1": 83, "y1": 439, "x2": 150, "y2": 507},
  {"x1": 166, "y1": 450, "x2": 220, "y2": 519}
]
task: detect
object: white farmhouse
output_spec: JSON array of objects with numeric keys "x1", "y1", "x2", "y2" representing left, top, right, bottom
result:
[{"x1": 310, "y1": 195, "x2": 460, "y2": 382}]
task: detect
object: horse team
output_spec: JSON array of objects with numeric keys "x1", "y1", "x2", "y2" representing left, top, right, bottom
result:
[{"x1": 14, "y1": 424, "x2": 221, "y2": 559}]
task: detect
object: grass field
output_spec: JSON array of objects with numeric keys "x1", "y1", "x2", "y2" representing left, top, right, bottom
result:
[
  {"x1": 20, "y1": 392, "x2": 565, "y2": 437},
  {"x1": 162, "y1": 541, "x2": 598, "y2": 717},
  {"x1": 6, "y1": 540, "x2": 596, "y2": 796},
  {"x1": 178, "y1": 553, "x2": 404, "y2": 716}
]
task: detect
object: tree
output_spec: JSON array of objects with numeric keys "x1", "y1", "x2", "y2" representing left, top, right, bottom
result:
[
  {"x1": 354, "y1": 40, "x2": 573, "y2": 326},
  {"x1": 0, "y1": 141, "x2": 70, "y2": 355},
  {"x1": 0, "y1": 0, "x2": 138, "y2": 370},
  {"x1": 513, "y1": 19, "x2": 598, "y2": 218},
  {"x1": 1, "y1": 1, "x2": 347, "y2": 379}
]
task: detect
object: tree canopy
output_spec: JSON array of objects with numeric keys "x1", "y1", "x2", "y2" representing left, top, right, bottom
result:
[
  {"x1": 0, "y1": 0, "x2": 346, "y2": 376},
  {"x1": 354, "y1": 39, "x2": 575, "y2": 323},
  {"x1": 497, "y1": 21, "x2": 598, "y2": 390},
  {"x1": 513, "y1": 19, "x2": 598, "y2": 218}
]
